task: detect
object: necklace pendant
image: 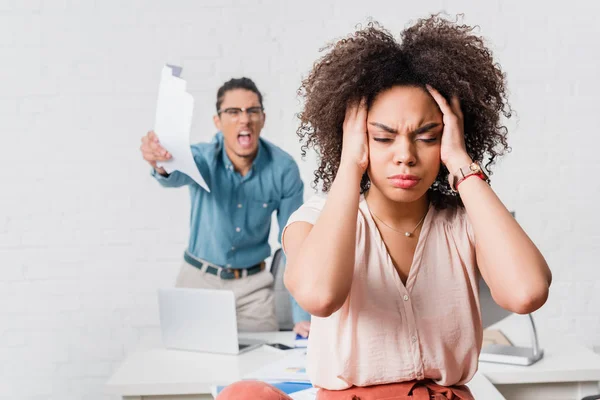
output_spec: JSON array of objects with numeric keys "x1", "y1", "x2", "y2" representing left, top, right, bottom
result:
[{"x1": 404, "y1": 232, "x2": 412, "y2": 237}]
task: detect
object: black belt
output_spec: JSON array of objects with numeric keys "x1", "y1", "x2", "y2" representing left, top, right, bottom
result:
[{"x1": 183, "y1": 252, "x2": 265, "y2": 280}]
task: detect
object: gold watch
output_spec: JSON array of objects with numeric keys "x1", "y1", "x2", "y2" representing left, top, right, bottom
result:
[{"x1": 449, "y1": 162, "x2": 489, "y2": 192}]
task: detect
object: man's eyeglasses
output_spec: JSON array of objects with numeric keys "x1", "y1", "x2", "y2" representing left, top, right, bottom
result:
[{"x1": 218, "y1": 107, "x2": 264, "y2": 121}]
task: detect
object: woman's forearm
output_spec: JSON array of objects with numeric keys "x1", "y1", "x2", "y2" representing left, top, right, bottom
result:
[
  {"x1": 285, "y1": 163, "x2": 363, "y2": 317},
  {"x1": 458, "y1": 176, "x2": 552, "y2": 314}
]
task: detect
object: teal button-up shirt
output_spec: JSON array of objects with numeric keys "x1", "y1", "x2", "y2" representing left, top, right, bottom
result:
[{"x1": 152, "y1": 132, "x2": 310, "y2": 323}]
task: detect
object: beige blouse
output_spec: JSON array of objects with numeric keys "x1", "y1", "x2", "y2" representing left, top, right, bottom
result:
[{"x1": 282, "y1": 193, "x2": 483, "y2": 390}]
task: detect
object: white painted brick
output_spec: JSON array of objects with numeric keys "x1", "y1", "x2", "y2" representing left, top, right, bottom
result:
[
  {"x1": 0, "y1": 361, "x2": 58, "y2": 381},
  {"x1": 79, "y1": 291, "x2": 133, "y2": 311},
  {"x1": 24, "y1": 263, "x2": 80, "y2": 280},
  {"x1": 40, "y1": 0, "x2": 68, "y2": 11},
  {"x1": 68, "y1": 378, "x2": 114, "y2": 400},
  {"x1": 0, "y1": 98, "x2": 18, "y2": 114},
  {"x1": 69, "y1": 338, "x2": 123, "y2": 362},
  {"x1": 0, "y1": 344, "x2": 69, "y2": 370},
  {"x1": 0, "y1": 263, "x2": 24, "y2": 281},
  {"x1": 56, "y1": 361, "x2": 113, "y2": 378},
  {"x1": 1, "y1": 330, "x2": 27, "y2": 347},
  {"x1": 69, "y1": 309, "x2": 125, "y2": 330},
  {"x1": 12, "y1": 0, "x2": 42, "y2": 12},
  {"x1": 0, "y1": 312, "x2": 73, "y2": 331},
  {"x1": 0, "y1": 292, "x2": 80, "y2": 313},
  {"x1": 0, "y1": 378, "x2": 54, "y2": 397},
  {"x1": 0, "y1": 0, "x2": 13, "y2": 11},
  {"x1": 123, "y1": 306, "x2": 159, "y2": 327}
]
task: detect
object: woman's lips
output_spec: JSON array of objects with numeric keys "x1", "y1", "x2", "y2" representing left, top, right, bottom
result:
[{"x1": 388, "y1": 174, "x2": 420, "y2": 189}]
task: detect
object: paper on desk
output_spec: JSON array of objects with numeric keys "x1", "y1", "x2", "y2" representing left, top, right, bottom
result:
[
  {"x1": 154, "y1": 64, "x2": 210, "y2": 192},
  {"x1": 289, "y1": 387, "x2": 318, "y2": 400},
  {"x1": 243, "y1": 349, "x2": 308, "y2": 382}
]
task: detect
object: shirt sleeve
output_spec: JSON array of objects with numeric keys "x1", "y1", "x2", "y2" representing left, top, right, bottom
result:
[
  {"x1": 151, "y1": 168, "x2": 193, "y2": 187},
  {"x1": 280, "y1": 192, "x2": 327, "y2": 254}
]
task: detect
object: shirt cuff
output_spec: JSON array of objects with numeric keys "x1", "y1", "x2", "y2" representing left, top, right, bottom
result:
[{"x1": 151, "y1": 168, "x2": 171, "y2": 180}]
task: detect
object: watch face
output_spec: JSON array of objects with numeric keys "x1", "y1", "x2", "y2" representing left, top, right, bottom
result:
[{"x1": 469, "y1": 163, "x2": 481, "y2": 173}]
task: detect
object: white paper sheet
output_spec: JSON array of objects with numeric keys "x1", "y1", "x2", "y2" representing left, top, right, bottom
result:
[
  {"x1": 289, "y1": 387, "x2": 318, "y2": 400},
  {"x1": 243, "y1": 349, "x2": 309, "y2": 382},
  {"x1": 154, "y1": 65, "x2": 210, "y2": 192}
]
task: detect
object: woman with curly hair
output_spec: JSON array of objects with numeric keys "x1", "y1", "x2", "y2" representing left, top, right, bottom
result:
[{"x1": 217, "y1": 15, "x2": 551, "y2": 400}]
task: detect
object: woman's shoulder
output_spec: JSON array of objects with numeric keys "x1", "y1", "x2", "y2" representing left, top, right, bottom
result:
[
  {"x1": 285, "y1": 192, "x2": 328, "y2": 227},
  {"x1": 302, "y1": 191, "x2": 329, "y2": 211},
  {"x1": 432, "y1": 204, "x2": 475, "y2": 244},
  {"x1": 287, "y1": 192, "x2": 369, "y2": 228}
]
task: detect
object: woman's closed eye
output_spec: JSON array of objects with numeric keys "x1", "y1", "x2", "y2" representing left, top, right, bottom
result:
[
  {"x1": 418, "y1": 137, "x2": 438, "y2": 143},
  {"x1": 373, "y1": 137, "x2": 393, "y2": 143},
  {"x1": 372, "y1": 136, "x2": 438, "y2": 143}
]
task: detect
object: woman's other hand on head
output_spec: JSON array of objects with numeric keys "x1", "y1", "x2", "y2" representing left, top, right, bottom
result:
[
  {"x1": 341, "y1": 98, "x2": 369, "y2": 174},
  {"x1": 426, "y1": 86, "x2": 473, "y2": 173}
]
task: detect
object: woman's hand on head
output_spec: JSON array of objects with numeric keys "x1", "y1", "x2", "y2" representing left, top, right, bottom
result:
[
  {"x1": 426, "y1": 86, "x2": 473, "y2": 173},
  {"x1": 340, "y1": 98, "x2": 369, "y2": 174}
]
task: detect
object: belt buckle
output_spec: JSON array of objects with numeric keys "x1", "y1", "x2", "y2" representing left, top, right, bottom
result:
[{"x1": 219, "y1": 267, "x2": 240, "y2": 280}]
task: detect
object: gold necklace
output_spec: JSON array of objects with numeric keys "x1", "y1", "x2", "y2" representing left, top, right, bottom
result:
[{"x1": 370, "y1": 209, "x2": 428, "y2": 238}]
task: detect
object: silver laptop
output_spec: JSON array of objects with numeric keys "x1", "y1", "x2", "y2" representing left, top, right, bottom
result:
[{"x1": 157, "y1": 288, "x2": 264, "y2": 355}]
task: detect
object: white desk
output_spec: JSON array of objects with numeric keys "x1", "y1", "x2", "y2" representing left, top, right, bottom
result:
[
  {"x1": 106, "y1": 316, "x2": 600, "y2": 400},
  {"x1": 106, "y1": 331, "x2": 502, "y2": 400},
  {"x1": 479, "y1": 315, "x2": 600, "y2": 399},
  {"x1": 106, "y1": 331, "x2": 295, "y2": 399}
]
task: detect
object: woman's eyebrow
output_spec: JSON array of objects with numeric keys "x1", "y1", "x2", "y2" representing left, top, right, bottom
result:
[
  {"x1": 413, "y1": 122, "x2": 441, "y2": 135},
  {"x1": 368, "y1": 122, "x2": 441, "y2": 135},
  {"x1": 368, "y1": 122, "x2": 397, "y2": 133}
]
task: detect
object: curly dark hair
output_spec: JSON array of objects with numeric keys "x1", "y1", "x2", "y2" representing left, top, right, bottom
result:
[{"x1": 296, "y1": 15, "x2": 512, "y2": 208}]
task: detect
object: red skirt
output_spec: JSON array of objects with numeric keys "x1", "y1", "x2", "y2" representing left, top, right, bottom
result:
[{"x1": 216, "y1": 379, "x2": 475, "y2": 400}]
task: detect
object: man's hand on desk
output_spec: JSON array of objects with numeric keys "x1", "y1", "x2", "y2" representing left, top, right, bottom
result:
[{"x1": 293, "y1": 320, "x2": 311, "y2": 338}]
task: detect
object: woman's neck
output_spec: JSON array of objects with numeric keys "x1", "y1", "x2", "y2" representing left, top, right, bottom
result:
[{"x1": 365, "y1": 186, "x2": 430, "y2": 227}]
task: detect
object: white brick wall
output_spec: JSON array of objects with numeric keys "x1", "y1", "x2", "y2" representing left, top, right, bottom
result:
[{"x1": 1, "y1": 0, "x2": 599, "y2": 398}]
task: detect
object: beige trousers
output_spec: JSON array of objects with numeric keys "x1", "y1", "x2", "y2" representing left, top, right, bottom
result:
[{"x1": 175, "y1": 259, "x2": 278, "y2": 332}]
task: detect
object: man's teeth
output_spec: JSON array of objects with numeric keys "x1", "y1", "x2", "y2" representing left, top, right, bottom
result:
[{"x1": 239, "y1": 132, "x2": 250, "y2": 136}]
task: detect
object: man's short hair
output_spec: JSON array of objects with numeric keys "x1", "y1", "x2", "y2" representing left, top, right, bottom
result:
[{"x1": 216, "y1": 77, "x2": 263, "y2": 112}]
